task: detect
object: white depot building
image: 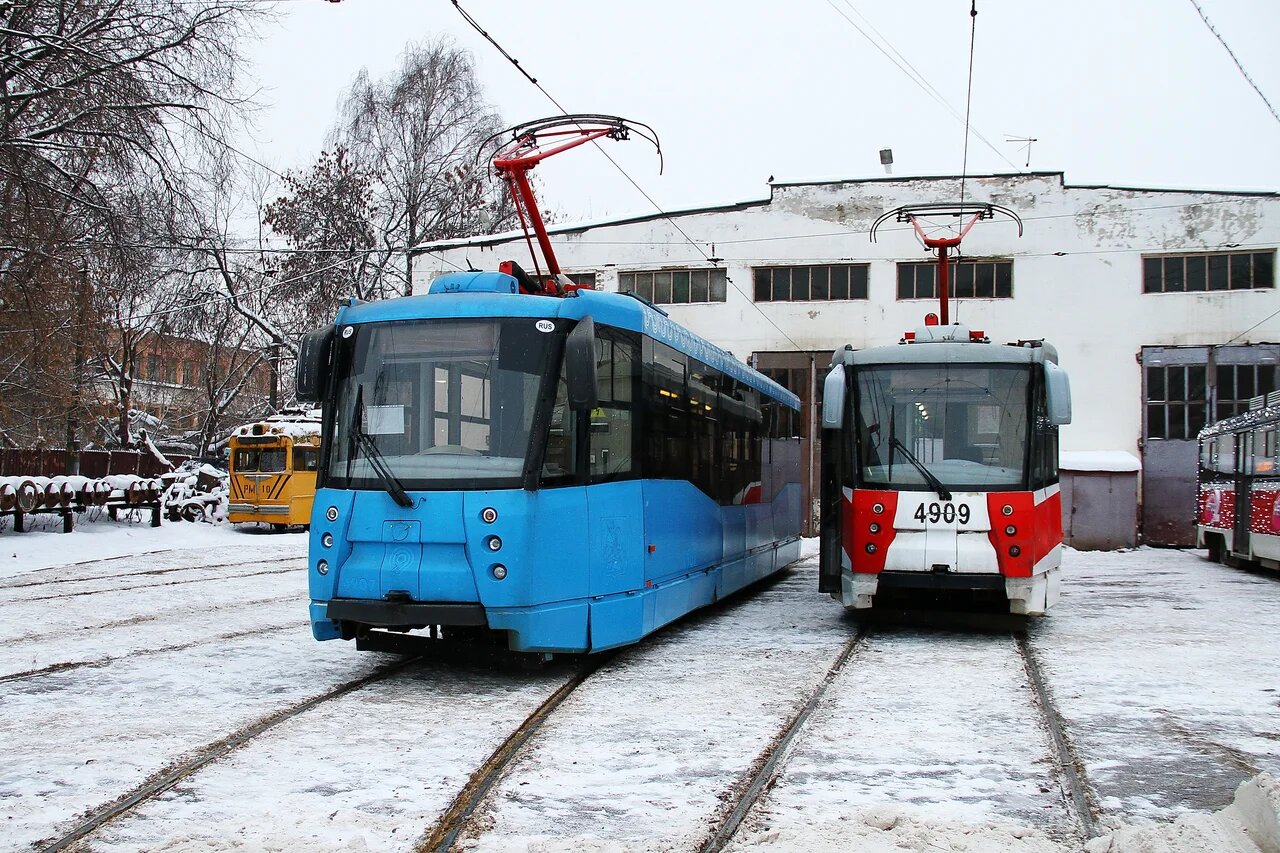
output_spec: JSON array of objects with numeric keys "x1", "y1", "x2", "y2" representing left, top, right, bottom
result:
[{"x1": 413, "y1": 172, "x2": 1280, "y2": 549}]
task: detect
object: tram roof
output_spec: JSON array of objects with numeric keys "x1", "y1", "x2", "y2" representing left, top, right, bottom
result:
[
  {"x1": 335, "y1": 276, "x2": 800, "y2": 410},
  {"x1": 836, "y1": 340, "x2": 1052, "y2": 367},
  {"x1": 1198, "y1": 403, "x2": 1280, "y2": 439}
]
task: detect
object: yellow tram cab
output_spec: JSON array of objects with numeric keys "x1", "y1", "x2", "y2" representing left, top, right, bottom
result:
[{"x1": 227, "y1": 411, "x2": 322, "y2": 529}]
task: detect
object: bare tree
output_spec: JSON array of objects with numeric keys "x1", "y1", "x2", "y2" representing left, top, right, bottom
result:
[
  {"x1": 262, "y1": 146, "x2": 382, "y2": 312},
  {"x1": 328, "y1": 38, "x2": 516, "y2": 295},
  {"x1": 0, "y1": 0, "x2": 263, "y2": 449}
]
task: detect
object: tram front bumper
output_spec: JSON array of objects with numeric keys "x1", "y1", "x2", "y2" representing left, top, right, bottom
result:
[
  {"x1": 838, "y1": 569, "x2": 1054, "y2": 615},
  {"x1": 324, "y1": 598, "x2": 488, "y2": 628}
]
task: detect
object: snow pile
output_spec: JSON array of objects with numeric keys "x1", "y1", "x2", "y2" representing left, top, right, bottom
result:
[
  {"x1": 1060, "y1": 451, "x2": 1141, "y2": 472},
  {"x1": 720, "y1": 807, "x2": 1067, "y2": 852},
  {"x1": 1087, "y1": 773, "x2": 1280, "y2": 853},
  {"x1": 159, "y1": 462, "x2": 229, "y2": 523}
]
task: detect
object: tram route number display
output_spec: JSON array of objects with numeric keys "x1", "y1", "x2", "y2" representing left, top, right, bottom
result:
[{"x1": 913, "y1": 501, "x2": 971, "y2": 525}]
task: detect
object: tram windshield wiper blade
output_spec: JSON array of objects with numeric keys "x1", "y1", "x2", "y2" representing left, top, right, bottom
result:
[
  {"x1": 350, "y1": 384, "x2": 413, "y2": 508},
  {"x1": 889, "y1": 437, "x2": 952, "y2": 502}
]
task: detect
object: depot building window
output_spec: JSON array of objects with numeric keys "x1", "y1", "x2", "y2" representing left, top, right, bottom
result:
[
  {"x1": 620, "y1": 268, "x2": 727, "y2": 304},
  {"x1": 897, "y1": 258, "x2": 1013, "y2": 300},
  {"x1": 753, "y1": 264, "x2": 869, "y2": 302},
  {"x1": 1142, "y1": 250, "x2": 1275, "y2": 293}
]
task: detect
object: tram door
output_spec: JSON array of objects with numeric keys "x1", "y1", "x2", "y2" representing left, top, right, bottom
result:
[{"x1": 1234, "y1": 432, "x2": 1254, "y2": 557}]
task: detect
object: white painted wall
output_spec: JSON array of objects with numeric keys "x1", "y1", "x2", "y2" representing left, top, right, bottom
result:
[{"x1": 413, "y1": 173, "x2": 1280, "y2": 459}]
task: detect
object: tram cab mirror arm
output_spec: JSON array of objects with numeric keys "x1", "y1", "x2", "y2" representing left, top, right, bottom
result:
[
  {"x1": 1044, "y1": 361, "x2": 1072, "y2": 426},
  {"x1": 296, "y1": 325, "x2": 336, "y2": 404},
  {"x1": 822, "y1": 364, "x2": 846, "y2": 430},
  {"x1": 565, "y1": 315, "x2": 599, "y2": 412}
]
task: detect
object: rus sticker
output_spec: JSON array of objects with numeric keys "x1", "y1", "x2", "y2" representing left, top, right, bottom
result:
[{"x1": 535, "y1": 319, "x2": 555, "y2": 333}]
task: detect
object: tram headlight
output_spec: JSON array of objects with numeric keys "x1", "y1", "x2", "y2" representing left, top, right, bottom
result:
[
  {"x1": 865, "y1": 543, "x2": 877, "y2": 554},
  {"x1": 491, "y1": 564, "x2": 508, "y2": 580},
  {"x1": 1001, "y1": 505, "x2": 1014, "y2": 517},
  {"x1": 486, "y1": 535, "x2": 502, "y2": 552},
  {"x1": 317, "y1": 559, "x2": 329, "y2": 575},
  {"x1": 869, "y1": 522, "x2": 881, "y2": 534},
  {"x1": 321, "y1": 532, "x2": 334, "y2": 548},
  {"x1": 481, "y1": 507, "x2": 498, "y2": 524},
  {"x1": 1004, "y1": 525, "x2": 1017, "y2": 537},
  {"x1": 872, "y1": 503, "x2": 885, "y2": 515},
  {"x1": 1008, "y1": 545, "x2": 1021, "y2": 557},
  {"x1": 326, "y1": 506, "x2": 339, "y2": 522}
]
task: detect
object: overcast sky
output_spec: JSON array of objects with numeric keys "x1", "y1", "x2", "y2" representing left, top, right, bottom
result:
[{"x1": 243, "y1": 0, "x2": 1280, "y2": 223}]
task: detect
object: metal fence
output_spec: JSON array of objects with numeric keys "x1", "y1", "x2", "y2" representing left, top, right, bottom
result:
[{"x1": 0, "y1": 449, "x2": 190, "y2": 479}]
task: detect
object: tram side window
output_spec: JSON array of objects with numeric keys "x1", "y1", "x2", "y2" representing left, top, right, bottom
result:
[
  {"x1": 687, "y1": 361, "x2": 720, "y2": 496},
  {"x1": 641, "y1": 341, "x2": 689, "y2": 481},
  {"x1": 1211, "y1": 433, "x2": 1236, "y2": 474},
  {"x1": 1029, "y1": 383, "x2": 1059, "y2": 490},
  {"x1": 1256, "y1": 429, "x2": 1279, "y2": 475},
  {"x1": 541, "y1": 370, "x2": 579, "y2": 483},
  {"x1": 719, "y1": 380, "x2": 764, "y2": 504},
  {"x1": 589, "y1": 330, "x2": 639, "y2": 481},
  {"x1": 294, "y1": 446, "x2": 319, "y2": 472}
]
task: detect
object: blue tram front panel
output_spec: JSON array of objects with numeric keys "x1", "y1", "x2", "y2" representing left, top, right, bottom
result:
[{"x1": 307, "y1": 479, "x2": 801, "y2": 653}]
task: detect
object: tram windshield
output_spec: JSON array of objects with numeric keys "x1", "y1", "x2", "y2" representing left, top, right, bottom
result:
[
  {"x1": 853, "y1": 363, "x2": 1031, "y2": 491},
  {"x1": 325, "y1": 318, "x2": 558, "y2": 491}
]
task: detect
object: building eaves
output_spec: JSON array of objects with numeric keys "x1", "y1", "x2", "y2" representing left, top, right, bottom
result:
[{"x1": 412, "y1": 171, "x2": 1280, "y2": 257}]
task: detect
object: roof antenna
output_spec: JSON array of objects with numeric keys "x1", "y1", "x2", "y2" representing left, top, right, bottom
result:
[
  {"x1": 465, "y1": 255, "x2": 480, "y2": 272},
  {"x1": 1005, "y1": 135, "x2": 1036, "y2": 168}
]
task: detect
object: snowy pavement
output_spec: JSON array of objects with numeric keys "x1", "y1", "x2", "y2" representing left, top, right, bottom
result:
[{"x1": 1, "y1": 519, "x2": 1278, "y2": 852}]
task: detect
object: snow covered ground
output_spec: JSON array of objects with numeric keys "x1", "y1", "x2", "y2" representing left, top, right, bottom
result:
[{"x1": 1, "y1": 517, "x2": 1279, "y2": 852}]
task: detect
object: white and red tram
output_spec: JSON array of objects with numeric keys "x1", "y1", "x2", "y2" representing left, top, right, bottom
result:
[
  {"x1": 1197, "y1": 391, "x2": 1280, "y2": 569},
  {"x1": 817, "y1": 203, "x2": 1073, "y2": 615}
]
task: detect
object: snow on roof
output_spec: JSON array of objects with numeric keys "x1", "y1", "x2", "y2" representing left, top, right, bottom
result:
[{"x1": 1059, "y1": 451, "x2": 1141, "y2": 472}]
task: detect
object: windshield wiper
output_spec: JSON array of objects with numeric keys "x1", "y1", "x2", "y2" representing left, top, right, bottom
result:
[
  {"x1": 890, "y1": 437, "x2": 952, "y2": 501},
  {"x1": 349, "y1": 384, "x2": 412, "y2": 508}
]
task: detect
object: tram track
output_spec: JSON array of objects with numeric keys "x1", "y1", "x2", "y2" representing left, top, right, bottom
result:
[
  {"x1": 412, "y1": 652, "x2": 619, "y2": 852},
  {"x1": 8, "y1": 563, "x2": 301, "y2": 604},
  {"x1": 698, "y1": 623, "x2": 871, "y2": 853},
  {"x1": 32, "y1": 655, "x2": 423, "y2": 853},
  {"x1": 1015, "y1": 631, "x2": 1101, "y2": 840},
  {"x1": 0, "y1": 554, "x2": 301, "y2": 593},
  {"x1": 691, "y1": 619, "x2": 1098, "y2": 851},
  {"x1": 0, "y1": 620, "x2": 300, "y2": 685},
  {"x1": 5, "y1": 592, "x2": 294, "y2": 646}
]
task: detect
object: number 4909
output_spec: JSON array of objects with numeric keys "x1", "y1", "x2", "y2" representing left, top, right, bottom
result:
[{"x1": 913, "y1": 502, "x2": 970, "y2": 525}]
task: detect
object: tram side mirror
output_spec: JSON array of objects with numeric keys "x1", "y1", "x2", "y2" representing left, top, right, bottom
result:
[
  {"x1": 295, "y1": 325, "x2": 335, "y2": 403},
  {"x1": 821, "y1": 365, "x2": 846, "y2": 430},
  {"x1": 565, "y1": 315, "x2": 599, "y2": 412},
  {"x1": 1044, "y1": 361, "x2": 1072, "y2": 425}
]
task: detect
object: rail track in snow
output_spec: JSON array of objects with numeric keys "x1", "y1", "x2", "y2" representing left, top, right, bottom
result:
[
  {"x1": 695, "y1": 620, "x2": 1100, "y2": 851},
  {"x1": 0, "y1": 558, "x2": 300, "y2": 603},
  {"x1": 32, "y1": 655, "x2": 424, "y2": 853},
  {"x1": 412, "y1": 653, "x2": 618, "y2": 852}
]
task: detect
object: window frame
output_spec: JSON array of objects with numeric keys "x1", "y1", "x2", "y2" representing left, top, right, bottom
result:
[
  {"x1": 1142, "y1": 250, "x2": 1276, "y2": 294},
  {"x1": 752, "y1": 264, "x2": 870, "y2": 302},
  {"x1": 896, "y1": 258, "x2": 1014, "y2": 300}
]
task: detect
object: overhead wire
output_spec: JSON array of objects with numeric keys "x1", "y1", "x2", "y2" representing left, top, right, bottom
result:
[
  {"x1": 959, "y1": 0, "x2": 978, "y2": 206},
  {"x1": 823, "y1": 0, "x2": 1021, "y2": 173},
  {"x1": 449, "y1": 0, "x2": 808, "y2": 352},
  {"x1": 1186, "y1": 0, "x2": 1280, "y2": 129}
]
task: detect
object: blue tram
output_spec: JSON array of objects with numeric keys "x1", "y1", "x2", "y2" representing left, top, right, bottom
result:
[{"x1": 295, "y1": 271, "x2": 803, "y2": 654}]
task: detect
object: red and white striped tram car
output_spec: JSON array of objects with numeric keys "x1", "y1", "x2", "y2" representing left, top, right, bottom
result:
[{"x1": 1197, "y1": 391, "x2": 1280, "y2": 568}]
